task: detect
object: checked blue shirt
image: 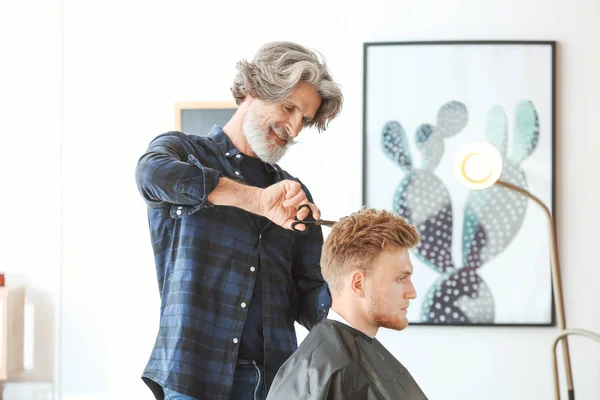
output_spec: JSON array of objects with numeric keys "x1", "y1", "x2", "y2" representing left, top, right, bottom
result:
[{"x1": 135, "y1": 126, "x2": 331, "y2": 400}]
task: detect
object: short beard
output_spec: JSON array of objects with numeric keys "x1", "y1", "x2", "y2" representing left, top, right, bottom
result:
[
  {"x1": 367, "y1": 292, "x2": 409, "y2": 331},
  {"x1": 243, "y1": 105, "x2": 294, "y2": 164}
]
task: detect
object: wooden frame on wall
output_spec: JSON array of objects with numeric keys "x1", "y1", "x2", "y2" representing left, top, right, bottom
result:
[{"x1": 174, "y1": 101, "x2": 237, "y2": 135}]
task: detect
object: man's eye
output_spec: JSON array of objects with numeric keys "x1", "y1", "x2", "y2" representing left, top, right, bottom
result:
[{"x1": 284, "y1": 105, "x2": 293, "y2": 113}]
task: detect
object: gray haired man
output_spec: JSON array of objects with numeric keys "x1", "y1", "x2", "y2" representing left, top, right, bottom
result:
[{"x1": 135, "y1": 42, "x2": 343, "y2": 400}]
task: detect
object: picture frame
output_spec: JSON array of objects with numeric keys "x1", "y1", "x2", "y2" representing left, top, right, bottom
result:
[
  {"x1": 362, "y1": 41, "x2": 556, "y2": 326},
  {"x1": 175, "y1": 101, "x2": 237, "y2": 135}
]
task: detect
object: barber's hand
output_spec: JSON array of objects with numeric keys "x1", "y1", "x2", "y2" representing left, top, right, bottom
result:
[{"x1": 258, "y1": 180, "x2": 321, "y2": 231}]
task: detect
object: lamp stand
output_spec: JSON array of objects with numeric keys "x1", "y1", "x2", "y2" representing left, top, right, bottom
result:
[{"x1": 495, "y1": 180, "x2": 575, "y2": 399}]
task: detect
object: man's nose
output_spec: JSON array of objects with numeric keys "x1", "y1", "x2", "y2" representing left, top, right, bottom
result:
[
  {"x1": 406, "y1": 284, "x2": 417, "y2": 300},
  {"x1": 286, "y1": 113, "x2": 303, "y2": 138}
]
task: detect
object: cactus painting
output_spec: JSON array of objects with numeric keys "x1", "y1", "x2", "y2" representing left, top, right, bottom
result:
[
  {"x1": 364, "y1": 41, "x2": 555, "y2": 325},
  {"x1": 382, "y1": 100, "x2": 541, "y2": 324}
]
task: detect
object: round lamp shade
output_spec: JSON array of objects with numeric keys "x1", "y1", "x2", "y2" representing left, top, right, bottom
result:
[{"x1": 454, "y1": 142, "x2": 504, "y2": 190}]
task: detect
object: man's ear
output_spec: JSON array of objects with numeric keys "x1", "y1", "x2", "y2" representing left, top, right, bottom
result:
[
  {"x1": 350, "y1": 271, "x2": 367, "y2": 298},
  {"x1": 237, "y1": 95, "x2": 254, "y2": 114}
]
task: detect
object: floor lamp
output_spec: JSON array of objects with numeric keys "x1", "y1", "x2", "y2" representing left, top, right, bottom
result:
[{"x1": 454, "y1": 142, "x2": 600, "y2": 400}]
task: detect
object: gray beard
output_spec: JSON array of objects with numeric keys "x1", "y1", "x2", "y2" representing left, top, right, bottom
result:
[{"x1": 243, "y1": 110, "x2": 291, "y2": 164}]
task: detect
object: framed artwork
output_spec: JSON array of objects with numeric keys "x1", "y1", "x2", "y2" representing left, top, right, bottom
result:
[
  {"x1": 363, "y1": 41, "x2": 556, "y2": 326},
  {"x1": 175, "y1": 101, "x2": 237, "y2": 136}
]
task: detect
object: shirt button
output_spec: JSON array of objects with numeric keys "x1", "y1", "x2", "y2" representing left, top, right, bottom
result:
[
  {"x1": 233, "y1": 338, "x2": 239, "y2": 344},
  {"x1": 241, "y1": 302, "x2": 247, "y2": 308},
  {"x1": 250, "y1": 266, "x2": 256, "y2": 272},
  {"x1": 234, "y1": 171, "x2": 240, "y2": 176},
  {"x1": 225, "y1": 152, "x2": 230, "y2": 156},
  {"x1": 176, "y1": 210, "x2": 182, "y2": 216},
  {"x1": 236, "y1": 154, "x2": 242, "y2": 159},
  {"x1": 258, "y1": 233, "x2": 262, "y2": 239}
]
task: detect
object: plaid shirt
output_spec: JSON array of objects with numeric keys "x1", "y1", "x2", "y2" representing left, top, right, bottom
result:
[{"x1": 135, "y1": 126, "x2": 331, "y2": 400}]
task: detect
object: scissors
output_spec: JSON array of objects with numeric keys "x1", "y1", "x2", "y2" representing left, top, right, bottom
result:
[{"x1": 291, "y1": 204, "x2": 338, "y2": 232}]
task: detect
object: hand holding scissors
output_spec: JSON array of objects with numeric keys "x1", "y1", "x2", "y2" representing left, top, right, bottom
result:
[{"x1": 291, "y1": 204, "x2": 338, "y2": 232}]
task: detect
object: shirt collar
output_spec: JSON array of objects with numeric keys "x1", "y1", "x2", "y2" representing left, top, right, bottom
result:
[
  {"x1": 207, "y1": 125, "x2": 278, "y2": 173},
  {"x1": 327, "y1": 308, "x2": 376, "y2": 338},
  {"x1": 327, "y1": 309, "x2": 354, "y2": 328}
]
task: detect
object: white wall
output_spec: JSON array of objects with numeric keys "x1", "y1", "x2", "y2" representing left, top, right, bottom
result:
[
  {"x1": 4, "y1": 0, "x2": 600, "y2": 399},
  {"x1": 0, "y1": 0, "x2": 61, "y2": 398}
]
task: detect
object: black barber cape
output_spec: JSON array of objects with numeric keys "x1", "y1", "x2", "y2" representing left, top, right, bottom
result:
[{"x1": 266, "y1": 319, "x2": 428, "y2": 400}]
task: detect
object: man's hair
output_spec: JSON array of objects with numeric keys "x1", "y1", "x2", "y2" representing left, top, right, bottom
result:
[
  {"x1": 231, "y1": 41, "x2": 343, "y2": 132},
  {"x1": 321, "y1": 208, "x2": 420, "y2": 293}
]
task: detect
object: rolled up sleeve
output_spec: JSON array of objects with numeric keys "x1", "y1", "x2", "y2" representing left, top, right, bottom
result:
[{"x1": 135, "y1": 132, "x2": 222, "y2": 209}]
